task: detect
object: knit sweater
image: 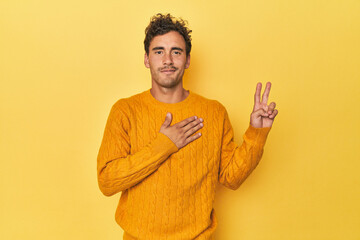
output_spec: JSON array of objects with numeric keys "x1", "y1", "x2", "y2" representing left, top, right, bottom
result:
[{"x1": 97, "y1": 89, "x2": 271, "y2": 240}]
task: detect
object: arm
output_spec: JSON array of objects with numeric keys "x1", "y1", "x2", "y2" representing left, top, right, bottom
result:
[
  {"x1": 219, "y1": 82, "x2": 278, "y2": 190},
  {"x1": 97, "y1": 103, "x2": 178, "y2": 196},
  {"x1": 218, "y1": 109, "x2": 271, "y2": 190}
]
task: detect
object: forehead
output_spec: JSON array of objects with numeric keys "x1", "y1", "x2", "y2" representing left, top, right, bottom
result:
[{"x1": 149, "y1": 31, "x2": 186, "y2": 49}]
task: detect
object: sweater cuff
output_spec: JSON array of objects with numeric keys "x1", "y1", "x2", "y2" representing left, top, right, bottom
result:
[
  {"x1": 244, "y1": 124, "x2": 271, "y2": 145},
  {"x1": 152, "y1": 132, "x2": 179, "y2": 155}
]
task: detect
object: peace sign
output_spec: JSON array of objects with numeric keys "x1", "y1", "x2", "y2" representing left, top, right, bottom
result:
[{"x1": 250, "y1": 82, "x2": 278, "y2": 128}]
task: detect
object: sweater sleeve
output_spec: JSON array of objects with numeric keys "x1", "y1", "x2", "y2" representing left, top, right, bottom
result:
[
  {"x1": 97, "y1": 103, "x2": 179, "y2": 196},
  {"x1": 218, "y1": 108, "x2": 271, "y2": 190}
]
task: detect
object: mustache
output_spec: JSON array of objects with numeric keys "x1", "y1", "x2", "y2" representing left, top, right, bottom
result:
[{"x1": 160, "y1": 66, "x2": 178, "y2": 71}]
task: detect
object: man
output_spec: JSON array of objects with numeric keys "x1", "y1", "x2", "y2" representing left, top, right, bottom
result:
[{"x1": 97, "y1": 13, "x2": 278, "y2": 240}]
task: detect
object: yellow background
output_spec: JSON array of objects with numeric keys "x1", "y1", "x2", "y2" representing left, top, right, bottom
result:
[{"x1": 1, "y1": 0, "x2": 359, "y2": 239}]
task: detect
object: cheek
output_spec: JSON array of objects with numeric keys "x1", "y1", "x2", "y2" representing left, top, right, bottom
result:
[
  {"x1": 150, "y1": 57, "x2": 163, "y2": 67},
  {"x1": 174, "y1": 57, "x2": 187, "y2": 66},
  {"x1": 148, "y1": 60, "x2": 159, "y2": 69}
]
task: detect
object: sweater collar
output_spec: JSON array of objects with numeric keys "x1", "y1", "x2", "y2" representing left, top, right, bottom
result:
[{"x1": 143, "y1": 88, "x2": 195, "y2": 110}]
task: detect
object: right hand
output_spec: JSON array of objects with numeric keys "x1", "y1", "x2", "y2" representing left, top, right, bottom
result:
[{"x1": 160, "y1": 113, "x2": 204, "y2": 149}]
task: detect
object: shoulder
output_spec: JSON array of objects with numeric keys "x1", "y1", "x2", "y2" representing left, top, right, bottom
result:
[
  {"x1": 105, "y1": 91, "x2": 149, "y2": 128},
  {"x1": 111, "y1": 90, "x2": 148, "y2": 113}
]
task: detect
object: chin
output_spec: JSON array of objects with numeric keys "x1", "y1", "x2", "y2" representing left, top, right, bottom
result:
[{"x1": 157, "y1": 78, "x2": 181, "y2": 89}]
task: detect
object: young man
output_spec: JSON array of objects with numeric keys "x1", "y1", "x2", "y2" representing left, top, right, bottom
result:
[{"x1": 97, "y1": 13, "x2": 278, "y2": 240}]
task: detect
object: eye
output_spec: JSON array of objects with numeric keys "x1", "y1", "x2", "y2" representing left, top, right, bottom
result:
[
  {"x1": 173, "y1": 51, "x2": 181, "y2": 55},
  {"x1": 154, "y1": 50, "x2": 163, "y2": 54}
]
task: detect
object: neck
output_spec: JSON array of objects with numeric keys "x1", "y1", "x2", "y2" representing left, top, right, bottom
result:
[{"x1": 150, "y1": 82, "x2": 189, "y2": 104}]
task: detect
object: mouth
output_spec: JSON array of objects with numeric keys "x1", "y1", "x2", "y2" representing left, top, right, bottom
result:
[{"x1": 160, "y1": 67, "x2": 177, "y2": 73}]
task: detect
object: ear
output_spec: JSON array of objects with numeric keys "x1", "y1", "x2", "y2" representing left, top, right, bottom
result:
[
  {"x1": 144, "y1": 53, "x2": 150, "y2": 68},
  {"x1": 185, "y1": 54, "x2": 191, "y2": 69}
]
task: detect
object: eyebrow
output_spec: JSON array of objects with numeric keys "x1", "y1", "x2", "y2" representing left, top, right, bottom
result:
[{"x1": 151, "y1": 47, "x2": 184, "y2": 52}]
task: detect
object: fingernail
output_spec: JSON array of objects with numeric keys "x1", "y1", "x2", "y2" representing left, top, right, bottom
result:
[
  {"x1": 200, "y1": 123, "x2": 203, "y2": 127},
  {"x1": 200, "y1": 118, "x2": 203, "y2": 122},
  {"x1": 199, "y1": 133, "x2": 202, "y2": 136},
  {"x1": 194, "y1": 116, "x2": 197, "y2": 119}
]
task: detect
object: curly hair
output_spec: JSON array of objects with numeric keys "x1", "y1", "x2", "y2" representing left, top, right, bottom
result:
[{"x1": 144, "y1": 13, "x2": 192, "y2": 56}]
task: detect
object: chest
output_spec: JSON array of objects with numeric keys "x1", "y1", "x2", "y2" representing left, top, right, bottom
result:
[{"x1": 127, "y1": 105, "x2": 224, "y2": 178}]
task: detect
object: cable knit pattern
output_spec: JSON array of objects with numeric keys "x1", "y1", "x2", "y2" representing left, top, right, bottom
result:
[{"x1": 97, "y1": 89, "x2": 271, "y2": 240}]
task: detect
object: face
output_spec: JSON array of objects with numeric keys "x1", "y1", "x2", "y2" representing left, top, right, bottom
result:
[{"x1": 144, "y1": 31, "x2": 190, "y2": 89}]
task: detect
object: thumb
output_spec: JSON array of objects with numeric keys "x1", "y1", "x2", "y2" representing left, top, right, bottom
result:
[
  {"x1": 252, "y1": 108, "x2": 269, "y2": 119},
  {"x1": 162, "y1": 112, "x2": 172, "y2": 127}
]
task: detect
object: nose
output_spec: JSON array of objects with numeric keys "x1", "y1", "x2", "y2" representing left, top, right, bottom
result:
[{"x1": 163, "y1": 52, "x2": 173, "y2": 65}]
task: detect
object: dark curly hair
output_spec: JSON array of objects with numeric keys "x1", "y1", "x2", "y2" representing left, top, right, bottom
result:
[{"x1": 144, "y1": 13, "x2": 192, "y2": 56}]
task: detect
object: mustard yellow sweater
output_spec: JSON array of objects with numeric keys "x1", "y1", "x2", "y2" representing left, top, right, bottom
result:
[{"x1": 97, "y1": 89, "x2": 271, "y2": 240}]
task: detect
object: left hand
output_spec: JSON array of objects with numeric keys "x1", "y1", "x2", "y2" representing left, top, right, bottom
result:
[{"x1": 250, "y1": 82, "x2": 278, "y2": 128}]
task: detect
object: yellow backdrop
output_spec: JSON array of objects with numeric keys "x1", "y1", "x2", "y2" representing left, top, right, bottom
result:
[{"x1": 1, "y1": 0, "x2": 359, "y2": 239}]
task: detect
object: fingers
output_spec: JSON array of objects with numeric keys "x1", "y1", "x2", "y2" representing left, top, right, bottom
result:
[
  {"x1": 261, "y1": 82, "x2": 271, "y2": 104},
  {"x1": 252, "y1": 108, "x2": 269, "y2": 118},
  {"x1": 269, "y1": 109, "x2": 278, "y2": 119},
  {"x1": 162, "y1": 112, "x2": 173, "y2": 127},
  {"x1": 267, "y1": 102, "x2": 276, "y2": 114},
  {"x1": 253, "y1": 102, "x2": 278, "y2": 118},
  {"x1": 182, "y1": 117, "x2": 203, "y2": 132},
  {"x1": 184, "y1": 132, "x2": 202, "y2": 146},
  {"x1": 184, "y1": 118, "x2": 203, "y2": 137},
  {"x1": 177, "y1": 115, "x2": 198, "y2": 128},
  {"x1": 254, "y1": 82, "x2": 262, "y2": 104}
]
